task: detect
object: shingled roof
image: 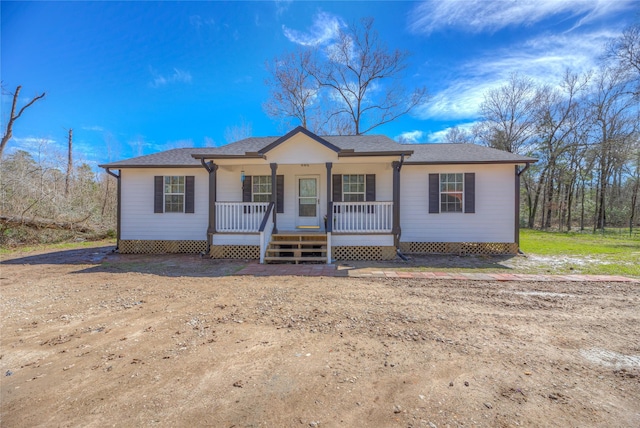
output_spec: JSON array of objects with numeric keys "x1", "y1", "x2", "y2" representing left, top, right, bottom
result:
[{"x1": 99, "y1": 128, "x2": 535, "y2": 168}]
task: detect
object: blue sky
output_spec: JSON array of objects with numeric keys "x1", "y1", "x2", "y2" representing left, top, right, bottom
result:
[{"x1": 1, "y1": 0, "x2": 637, "y2": 167}]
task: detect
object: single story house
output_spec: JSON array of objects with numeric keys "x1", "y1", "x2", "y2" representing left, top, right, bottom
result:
[{"x1": 99, "y1": 126, "x2": 536, "y2": 263}]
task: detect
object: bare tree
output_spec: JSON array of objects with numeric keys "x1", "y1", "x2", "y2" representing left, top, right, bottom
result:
[
  {"x1": 1, "y1": 85, "x2": 46, "y2": 158},
  {"x1": 264, "y1": 49, "x2": 320, "y2": 131},
  {"x1": 606, "y1": 21, "x2": 640, "y2": 97},
  {"x1": 224, "y1": 117, "x2": 253, "y2": 143},
  {"x1": 314, "y1": 18, "x2": 428, "y2": 135},
  {"x1": 264, "y1": 18, "x2": 428, "y2": 135},
  {"x1": 534, "y1": 71, "x2": 590, "y2": 228},
  {"x1": 443, "y1": 126, "x2": 474, "y2": 144},
  {"x1": 588, "y1": 66, "x2": 637, "y2": 230},
  {"x1": 476, "y1": 73, "x2": 541, "y2": 154}
]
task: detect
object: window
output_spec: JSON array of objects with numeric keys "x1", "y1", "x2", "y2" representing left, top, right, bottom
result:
[
  {"x1": 252, "y1": 175, "x2": 272, "y2": 202},
  {"x1": 342, "y1": 174, "x2": 365, "y2": 202},
  {"x1": 440, "y1": 173, "x2": 463, "y2": 212},
  {"x1": 164, "y1": 176, "x2": 185, "y2": 212},
  {"x1": 154, "y1": 176, "x2": 194, "y2": 214}
]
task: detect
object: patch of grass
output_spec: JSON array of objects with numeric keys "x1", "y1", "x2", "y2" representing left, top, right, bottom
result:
[
  {"x1": 0, "y1": 238, "x2": 116, "y2": 255},
  {"x1": 520, "y1": 229, "x2": 640, "y2": 277},
  {"x1": 520, "y1": 229, "x2": 639, "y2": 255}
]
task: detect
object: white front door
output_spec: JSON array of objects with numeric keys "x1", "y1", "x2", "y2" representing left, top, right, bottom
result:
[{"x1": 296, "y1": 175, "x2": 320, "y2": 228}]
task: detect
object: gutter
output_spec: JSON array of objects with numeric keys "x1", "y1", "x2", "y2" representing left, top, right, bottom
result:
[
  {"x1": 105, "y1": 168, "x2": 121, "y2": 252},
  {"x1": 198, "y1": 159, "x2": 218, "y2": 256},
  {"x1": 517, "y1": 162, "x2": 531, "y2": 176},
  {"x1": 393, "y1": 154, "x2": 406, "y2": 256},
  {"x1": 338, "y1": 150, "x2": 414, "y2": 158}
]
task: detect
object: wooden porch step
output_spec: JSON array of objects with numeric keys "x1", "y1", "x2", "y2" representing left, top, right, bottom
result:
[
  {"x1": 266, "y1": 247, "x2": 326, "y2": 254},
  {"x1": 265, "y1": 232, "x2": 329, "y2": 264},
  {"x1": 264, "y1": 256, "x2": 327, "y2": 263},
  {"x1": 269, "y1": 240, "x2": 327, "y2": 246}
]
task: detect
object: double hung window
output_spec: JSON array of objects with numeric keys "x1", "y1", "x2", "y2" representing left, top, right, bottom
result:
[{"x1": 164, "y1": 176, "x2": 185, "y2": 213}]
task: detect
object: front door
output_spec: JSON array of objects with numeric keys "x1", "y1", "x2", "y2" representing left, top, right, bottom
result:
[{"x1": 296, "y1": 175, "x2": 320, "y2": 228}]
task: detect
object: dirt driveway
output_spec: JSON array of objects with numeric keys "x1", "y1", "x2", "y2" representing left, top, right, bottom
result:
[{"x1": 1, "y1": 245, "x2": 639, "y2": 427}]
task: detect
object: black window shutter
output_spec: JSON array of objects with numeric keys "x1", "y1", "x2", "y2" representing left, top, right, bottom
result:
[
  {"x1": 276, "y1": 175, "x2": 284, "y2": 213},
  {"x1": 428, "y1": 174, "x2": 439, "y2": 214},
  {"x1": 242, "y1": 176, "x2": 252, "y2": 202},
  {"x1": 242, "y1": 175, "x2": 252, "y2": 213},
  {"x1": 185, "y1": 176, "x2": 195, "y2": 213},
  {"x1": 154, "y1": 176, "x2": 164, "y2": 213},
  {"x1": 332, "y1": 175, "x2": 342, "y2": 202},
  {"x1": 365, "y1": 174, "x2": 376, "y2": 201},
  {"x1": 464, "y1": 173, "x2": 475, "y2": 213}
]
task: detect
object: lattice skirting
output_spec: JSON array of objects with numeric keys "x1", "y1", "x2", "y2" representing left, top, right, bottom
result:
[
  {"x1": 399, "y1": 242, "x2": 519, "y2": 255},
  {"x1": 119, "y1": 240, "x2": 207, "y2": 254},
  {"x1": 210, "y1": 245, "x2": 260, "y2": 259},
  {"x1": 332, "y1": 246, "x2": 396, "y2": 261}
]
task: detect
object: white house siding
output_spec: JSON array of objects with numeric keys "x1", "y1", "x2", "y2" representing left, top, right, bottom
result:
[
  {"x1": 400, "y1": 164, "x2": 516, "y2": 243},
  {"x1": 266, "y1": 133, "x2": 339, "y2": 164},
  {"x1": 121, "y1": 168, "x2": 208, "y2": 240}
]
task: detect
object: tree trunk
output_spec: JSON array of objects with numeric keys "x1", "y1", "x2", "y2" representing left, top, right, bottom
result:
[{"x1": 65, "y1": 129, "x2": 73, "y2": 196}]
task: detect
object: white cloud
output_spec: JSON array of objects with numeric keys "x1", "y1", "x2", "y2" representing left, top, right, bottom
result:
[
  {"x1": 408, "y1": 0, "x2": 634, "y2": 35},
  {"x1": 395, "y1": 130, "x2": 425, "y2": 143},
  {"x1": 189, "y1": 15, "x2": 215, "y2": 30},
  {"x1": 11, "y1": 136, "x2": 56, "y2": 145},
  {"x1": 274, "y1": 0, "x2": 293, "y2": 17},
  {"x1": 82, "y1": 125, "x2": 104, "y2": 132},
  {"x1": 6, "y1": 136, "x2": 60, "y2": 160},
  {"x1": 282, "y1": 12, "x2": 344, "y2": 46},
  {"x1": 416, "y1": 29, "x2": 617, "y2": 120},
  {"x1": 425, "y1": 122, "x2": 479, "y2": 143},
  {"x1": 149, "y1": 68, "x2": 192, "y2": 88}
]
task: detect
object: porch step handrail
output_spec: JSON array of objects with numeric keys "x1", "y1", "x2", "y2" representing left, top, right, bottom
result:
[
  {"x1": 215, "y1": 201, "x2": 270, "y2": 232},
  {"x1": 333, "y1": 201, "x2": 393, "y2": 233},
  {"x1": 259, "y1": 202, "x2": 275, "y2": 263}
]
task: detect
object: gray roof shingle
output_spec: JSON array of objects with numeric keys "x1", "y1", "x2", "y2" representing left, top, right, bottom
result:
[
  {"x1": 403, "y1": 143, "x2": 536, "y2": 164},
  {"x1": 99, "y1": 132, "x2": 535, "y2": 168}
]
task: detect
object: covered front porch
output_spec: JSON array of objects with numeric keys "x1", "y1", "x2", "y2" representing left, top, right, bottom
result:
[
  {"x1": 191, "y1": 126, "x2": 409, "y2": 263},
  {"x1": 210, "y1": 200, "x2": 397, "y2": 263}
]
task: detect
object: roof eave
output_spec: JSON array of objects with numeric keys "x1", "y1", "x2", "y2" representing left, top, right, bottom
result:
[
  {"x1": 190, "y1": 153, "x2": 266, "y2": 160},
  {"x1": 98, "y1": 164, "x2": 202, "y2": 169},
  {"x1": 404, "y1": 159, "x2": 537, "y2": 165},
  {"x1": 338, "y1": 150, "x2": 414, "y2": 157}
]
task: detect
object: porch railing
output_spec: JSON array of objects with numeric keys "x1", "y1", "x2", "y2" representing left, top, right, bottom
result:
[
  {"x1": 332, "y1": 201, "x2": 393, "y2": 233},
  {"x1": 259, "y1": 202, "x2": 275, "y2": 264},
  {"x1": 215, "y1": 202, "x2": 270, "y2": 232}
]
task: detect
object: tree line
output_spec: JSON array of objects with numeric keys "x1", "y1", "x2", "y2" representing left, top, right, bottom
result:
[{"x1": 469, "y1": 23, "x2": 639, "y2": 232}]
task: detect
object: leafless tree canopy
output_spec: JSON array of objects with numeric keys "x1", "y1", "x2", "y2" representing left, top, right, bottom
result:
[
  {"x1": 606, "y1": 22, "x2": 640, "y2": 97},
  {"x1": 264, "y1": 18, "x2": 428, "y2": 135},
  {"x1": 476, "y1": 73, "x2": 541, "y2": 154},
  {"x1": 263, "y1": 50, "x2": 319, "y2": 131}
]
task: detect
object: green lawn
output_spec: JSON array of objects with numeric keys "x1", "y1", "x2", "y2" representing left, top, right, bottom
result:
[
  {"x1": 519, "y1": 229, "x2": 640, "y2": 277},
  {"x1": 0, "y1": 238, "x2": 116, "y2": 255}
]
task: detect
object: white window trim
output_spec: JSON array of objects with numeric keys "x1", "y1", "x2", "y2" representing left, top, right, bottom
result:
[
  {"x1": 343, "y1": 174, "x2": 366, "y2": 202},
  {"x1": 440, "y1": 173, "x2": 464, "y2": 213},
  {"x1": 164, "y1": 176, "x2": 185, "y2": 213},
  {"x1": 252, "y1": 175, "x2": 272, "y2": 202}
]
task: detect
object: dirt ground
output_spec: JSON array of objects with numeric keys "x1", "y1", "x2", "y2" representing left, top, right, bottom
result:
[{"x1": 1, "y1": 245, "x2": 639, "y2": 427}]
